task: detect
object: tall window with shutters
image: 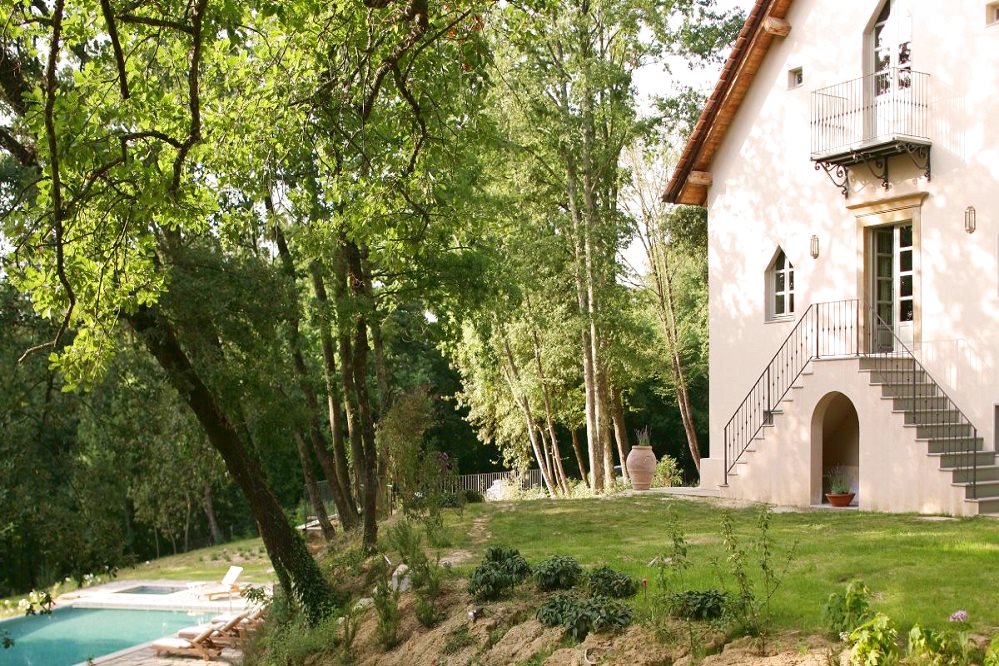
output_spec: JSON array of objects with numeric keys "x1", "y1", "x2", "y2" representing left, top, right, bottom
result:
[{"x1": 766, "y1": 248, "x2": 795, "y2": 321}]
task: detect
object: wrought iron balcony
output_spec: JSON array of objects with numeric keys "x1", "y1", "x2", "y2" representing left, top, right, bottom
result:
[{"x1": 810, "y1": 69, "x2": 931, "y2": 196}]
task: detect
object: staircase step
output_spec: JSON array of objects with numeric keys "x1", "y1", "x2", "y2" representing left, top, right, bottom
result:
[
  {"x1": 911, "y1": 423, "x2": 975, "y2": 439},
  {"x1": 868, "y1": 369, "x2": 929, "y2": 385},
  {"x1": 968, "y1": 497, "x2": 999, "y2": 514},
  {"x1": 960, "y1": 480, "x2": 999, "y2": 500},
  {"x1": 897, "y1": 408, "x2": 963, "y2": 425},
  {"x1": 860, "y1": 357, "x2": 914, "y2": 371},
  {"x1": 931, "y1": 450, "x2": 995, "y2": 469},
  {"x1": 880, "y1": 383, "x2": 940, "y2": 399},
  {"x1": 952, "y1": 465, "x2": 999, "y2": 484},
  {"x1": 888, "y1": 396, "x2": 951, "y2": 411}
]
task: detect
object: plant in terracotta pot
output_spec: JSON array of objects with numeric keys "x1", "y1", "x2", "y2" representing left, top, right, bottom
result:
[
  {"x1": 825, "y1": 466, "x2": 855, "y2": 507},
  {"x1": 626, "y1": 427, "x2": 657, "y2": 491}
]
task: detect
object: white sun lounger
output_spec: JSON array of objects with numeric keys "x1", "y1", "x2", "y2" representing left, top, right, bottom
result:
[{"x1": 196, "y1": 565, "x2": 244, "y2": 600}]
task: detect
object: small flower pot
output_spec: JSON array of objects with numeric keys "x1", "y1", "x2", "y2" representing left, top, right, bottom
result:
[
  {"x1": 825, "y1": 492, "x2": 855, "y2": 508},
  {"x1": 626, "y1": 446, "x2": 657, "y2": 490}
]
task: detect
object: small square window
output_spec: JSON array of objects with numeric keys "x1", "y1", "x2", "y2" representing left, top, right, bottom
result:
[
  {"x1": 788, "y1": 67, "x2": 804, "y2": 89},
  {"x1": 988, "y1": 2, "x2": 999, "y2": 25}
]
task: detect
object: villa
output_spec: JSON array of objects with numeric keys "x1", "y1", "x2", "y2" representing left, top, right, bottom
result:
[{"x1": 666, "y1": 0, "x2": 999, "y2": 515}]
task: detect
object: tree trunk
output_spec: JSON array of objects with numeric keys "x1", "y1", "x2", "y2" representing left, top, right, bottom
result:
[
  {"x1": 128, "y1": 305, "x2": 337, "y2": 624},
  {"x1": 295, "y1": 430, "x2": 336, "y2": 543},
  {"x1": 565, "y1": 152, "x2": 602, "y2": 492},
  {"x1": 570, "y1": 428, "x2": 588, "y2": 487},
  {"x1": 333, "y1": 245, "x2": 368, "y2": 508},
  {"x1": 648, "y1": 237, "x2": 702, "y2": 472},
  {"x1": 610, "y1": 386, "x2": 630, "y2": 481},
  {"x1": 343, "y1": 239, "x2": 381, "y2": 552},
  {"x1": 500, "y1": 334, "x2": 557, "y2": 495},
  {"x1": 309, "y1": 262, "x2": 358, "y2": 511},
  {"x1": 525, "y1": 293, "x2": 570, "y2": 493},
  {"x1": 272, "y1": 218, "x2": 359, "y2": 528},
  {"x1": 203, "y1": 483, "x2": 223, "y2": 545}
]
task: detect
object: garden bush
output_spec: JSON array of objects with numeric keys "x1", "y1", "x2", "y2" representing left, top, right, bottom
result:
[
  {"x1": 587, "y1": 566, "x2": 639, "y2": 599},
  {"x1": 667, "y1": 589, "x2": 727, "y2": 621},
  {"x1": 534, "y1": 555, "x2": 582, "y2": 592},
  {"x1": 651, "y1": 455, "x2": 683, "y2": 488},
  {"x1": 468, "y1": 547, "x2": 530, "y2": 600},
  {"x1": 536, "y1": 593, "x2": 632, "y2": 641},
  {"x1": 848, "y1": 613, "x2": 898, "y2": 665},
  {"x1": 484, "y1": 546, "x2": 531, "y2": 582}
]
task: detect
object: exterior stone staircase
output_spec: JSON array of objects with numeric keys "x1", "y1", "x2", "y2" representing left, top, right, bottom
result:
[{"x1": 861, "y1": 357, "x2": 999, "y2": 515}]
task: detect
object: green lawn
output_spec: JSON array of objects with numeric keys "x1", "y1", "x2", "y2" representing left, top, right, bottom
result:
[
  {"x1": 442, "y1": 495, "x2": 999, "y2": 635},
  {"x1": 115, "y1": 537, "x2": 273, "y2": 583}
]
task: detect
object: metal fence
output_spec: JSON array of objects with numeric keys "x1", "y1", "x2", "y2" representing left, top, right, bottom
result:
[
  {"x1": 453, "y1": 469, "x2": 544, "y2": 494},
  {"x1": 304, "y1": 469, "x2": 544, "y2": 515}
]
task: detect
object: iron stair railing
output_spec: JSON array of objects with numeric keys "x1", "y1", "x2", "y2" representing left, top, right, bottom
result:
[{"x1": 723, "y1": 300, "x2": 860, "y2": 484}]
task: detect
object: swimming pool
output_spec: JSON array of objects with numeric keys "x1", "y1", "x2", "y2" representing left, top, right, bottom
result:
[
  {"x1": 114, "y1": 584, "x2": 187, "y2": 595},
  {"x1": 0, "y1": 607, "x2": 210, "y2": 665}
]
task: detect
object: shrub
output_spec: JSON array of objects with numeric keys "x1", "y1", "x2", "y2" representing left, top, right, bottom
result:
[
  {"x1": 371, "y1": 568, "x2": 401, "y2": 650},
  {"x1": 587, "y1": 567, "x2": 639, "y2": 599},
  {"x1": 463, "y1": 489, "x2": 485, "y2": 503},
  {"x1": 534, "y1": 555, "x2": 583, "y2": 592},
  {"x1": 469, "y1": 562, "x2": 517, "y2": 601},
  {"x1": 823, "y1": 580, "x2": 873, "y2": 638},
  {"x1": 907, "y1": 624, "x2": 962, "y2": 664},
  {"x1": 651, "y1": 455, "x2": 683, "y2": 488},
  {"x1": 667, "y1": 589, "x2": 728, "y2": 621},
  {"x1": 715, "y1": 507, "x2": 796, "y2": 646},
  {"x1": 484, "y1": 546, "x2": 531, "y2": 582},
  {"x1": 468, "y1": 547, "x2": 531, "y2": 600},
  {"x1": 537, "y1": 593, "x2": 632, "y2": 641},
  {"x1": 848, "y1": 613, "x2": 898, "y2": 666}
]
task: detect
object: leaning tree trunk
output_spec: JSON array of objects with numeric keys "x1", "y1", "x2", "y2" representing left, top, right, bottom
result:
[
  {"x1": 343, "y1": 239, "x2": 382, "y2": 552},
  {"x1": 309, "y1": 263, "x2": 357, "y2": 510},
  {"x1": 129, "y1": 306, "x2": 337, "y2": 624},
  {"x1": 610, "y1": 386, "x2": 631, "y2": 482},
  {"x1": 272, "y1": 220, "x2": 359, "y2": 528},
  {"x1": 650, "y1": 237, "x2": 702, "y2": 472},
  {"x1": 570, "y1": 428, "x2": 589, "y2": 487},
  {"x1": 333, "y1": 245, "x2": 368, "y2": 507},
  {"x1": 501, "y1": 334, "x2": 557, "y2": 495},
  {"x1": 294, "y1": 430, "x2": 337, "y2": 543},
  {"x1": 203, "y1": 483, "x2": 223, "y2": 545}
]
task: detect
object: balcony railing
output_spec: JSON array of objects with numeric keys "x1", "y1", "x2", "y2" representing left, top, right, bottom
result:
[{"x1": 811, "y1": 68, "x2": 931, "y2": 161}]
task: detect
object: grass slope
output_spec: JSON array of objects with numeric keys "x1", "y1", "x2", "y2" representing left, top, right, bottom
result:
[{"x1": 444, "y1": 495, "x2": 999, "y2": 634}]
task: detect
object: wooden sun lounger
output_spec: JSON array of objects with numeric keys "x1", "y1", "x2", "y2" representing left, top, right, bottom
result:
[{"x1": 152, "y1": 624, "x2": 223, "y2": 661}]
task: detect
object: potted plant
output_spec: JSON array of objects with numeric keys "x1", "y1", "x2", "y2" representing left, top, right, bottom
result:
[
  {"x1": 626, "y1": 427, "x2": 657, "y2": 491},
  {"x1": 825, "y1": 466, "x2": 855, "y2": 507}
]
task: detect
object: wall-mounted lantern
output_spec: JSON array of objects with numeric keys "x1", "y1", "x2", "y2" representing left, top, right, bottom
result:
[
  {"x1": 810, "y1": 235, "x2": 820, "y2": 258},
  {"x1": 965, "y1": 206, "x2": 977, "y2": 234}
]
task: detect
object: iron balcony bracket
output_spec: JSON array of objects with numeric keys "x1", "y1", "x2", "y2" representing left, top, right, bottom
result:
[
  {"x1": 865, "y1": 157, "x2": 890, "y2": 190},
  {"x1": 815, "y1": 160, "x2": 850, "y2": 198},
  {"x1": 902, "y1": 142, "x2": 931, "y2": 180}
]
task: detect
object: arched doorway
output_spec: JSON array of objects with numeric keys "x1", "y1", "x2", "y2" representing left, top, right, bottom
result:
[{"x1": 811, "y1": 392, "x2": 860, "y2": 505}]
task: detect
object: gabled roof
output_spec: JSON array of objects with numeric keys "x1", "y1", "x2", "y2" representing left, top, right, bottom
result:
[{"x1": 664, "y1": 0, "x2": 795, "y2": 206}]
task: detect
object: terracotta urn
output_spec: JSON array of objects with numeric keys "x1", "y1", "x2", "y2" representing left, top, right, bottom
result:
[
  {"x1": 626, "y1": 446, "x2": 657, "y2": 491},
  {"x1": 825, "y1": 492, "x2": 855, "y2": 508}
]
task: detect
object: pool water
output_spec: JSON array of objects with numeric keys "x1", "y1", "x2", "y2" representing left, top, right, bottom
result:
[
  {"x1": 0, "y1": 607, "x2": 210, "y2": 666},
  {"x1": 114, "y1": 585, "x2": 186, "y2": 595}
]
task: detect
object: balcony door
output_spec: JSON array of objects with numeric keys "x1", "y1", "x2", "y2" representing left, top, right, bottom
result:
[
  {"x1": 870, "y1": 223, "x2": 914, "y2": 353},
  {"x1": 868, "y1": 0, "x2": 913, "y2": 141}
]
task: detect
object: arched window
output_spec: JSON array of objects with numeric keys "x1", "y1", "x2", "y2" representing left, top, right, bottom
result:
[{"x1": 766, "y1": 248, "x2": 794, "y2": 321}]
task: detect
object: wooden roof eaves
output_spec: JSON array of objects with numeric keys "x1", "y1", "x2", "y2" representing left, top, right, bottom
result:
[{"x1": 664, "y1": 0, "x2": 794, "y2": 207}]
